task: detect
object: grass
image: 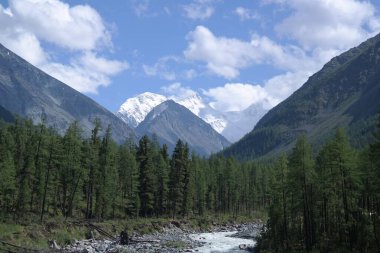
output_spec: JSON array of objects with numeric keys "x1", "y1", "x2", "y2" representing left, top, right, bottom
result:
[{"x1": 0, "y1": 213, "x2": 266, "y2": 250}]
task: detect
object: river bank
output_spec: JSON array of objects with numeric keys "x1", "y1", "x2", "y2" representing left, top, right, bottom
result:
[
  {"x1": 60, "y1": 222, "x2": 262, "y2": 253},
  {"x1": 0, "y1": 216, "x2": 264, "y2": 252}
]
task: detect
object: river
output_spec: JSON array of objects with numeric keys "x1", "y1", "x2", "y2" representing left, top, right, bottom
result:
[{"x1": 190, "y1": 231, "x2": 256, "y2": 253}]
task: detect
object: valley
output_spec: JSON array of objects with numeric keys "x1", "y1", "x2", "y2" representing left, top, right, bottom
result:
[{"x1": 0, "y1": 1, "x2": 380, "y2": 252}]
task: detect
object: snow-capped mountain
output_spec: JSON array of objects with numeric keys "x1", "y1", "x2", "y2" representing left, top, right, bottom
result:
[
  {"x1": 116, "y1": 92, "x2": 167, "y2": 127},
  {"x1": 137, "y1": 100, "x2": 230, "y2": 156},
  {"x1": 174, "y1": 93, "x2": 228, "y2": 133},
  {"x1": 116, "y1": 92, "x2": 268, "y2": 143}
]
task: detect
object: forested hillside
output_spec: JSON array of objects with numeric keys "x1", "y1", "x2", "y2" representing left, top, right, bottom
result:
[
  {"x1": 254, "y1": 120, "x2": 380, "y2": 252},
  {"x1": 0, "y1": 118, "x2": 272, "y2": 222}
]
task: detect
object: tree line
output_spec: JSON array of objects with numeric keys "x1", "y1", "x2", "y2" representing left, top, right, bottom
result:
[
  {"x1": 0, "y1": 118, "x2": 271, "y2": 222},
  {"x1": 255, "y1": 123, "x2": 380, "y2": 252}
]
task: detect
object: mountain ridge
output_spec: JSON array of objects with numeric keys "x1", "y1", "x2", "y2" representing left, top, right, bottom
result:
[
  {"x1": 116, "y1": 91, "x2": 268, "y2": 142},
  {"x1": 223, "y1": 33, "x2": 380, "y2": 160},
  {"x1": 137, "y1": 100, "x2": 230, "y2": 156},
  {"x1": 0, "y1": 43, "x2": 134, "y2": 142}
]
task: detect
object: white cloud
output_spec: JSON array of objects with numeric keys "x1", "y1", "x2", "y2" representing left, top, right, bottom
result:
[
  {"x1": 143, "y1": 56, "x2": 178, "y2": 81},
  {"x1": 184, "y1": 26, "x2": 316, "y2": 79},
  {"x1": 0, "y1": 0, "x2": 128, "y2": 94},
  {"x1": 184, "y1": 69, "x2": 197, "y2": 79},
  {"x1": 0, "y1": 30, "x2": 48, "y2": 66},
  {"x1": 203, "y1": 83, "x2": 275, "y2": 112},
  {"x1": 41, "y1": 52, "x2": 128, "y2": 93},
  {"x1": 263, "y1": 71, "x2": 311, "y2": 102},
  {"x1": 9, "y1": 0, "x2": 111, "y2": 51},
  {"x1": 275, "y1": 0, "x2": 380, "y2": 50},
  {"x1": 235, "y1": 7, "x2": 260, "y2": 21},
  {"x1": 132, "y1": 0, "x2": 152, "y2": 17},
  {"x1": 184, "y1": 26, "x2": 257, "y2": 79},
  {"x1": 183, "y1": 0, "x2": 215, "y2": 20},
  {"x1": 161, "y1": 83, "x2": 197, "y2": 101}
]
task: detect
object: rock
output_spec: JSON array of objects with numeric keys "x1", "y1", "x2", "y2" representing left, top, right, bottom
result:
[
  {"x1": 48, "y1": 240, "x2": 61, "y2": 250},
  {"x1": 239, "y1": 244, "x2": 248, "y2": 250},
  {"x1": 120, "y1": 230, "x2": 130, "y2": 245},
  {"x1": 171, "y1": 220, "x2": 181, "y2": 228}
]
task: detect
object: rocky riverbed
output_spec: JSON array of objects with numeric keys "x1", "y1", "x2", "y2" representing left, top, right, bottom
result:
[{"x1": 58, "y1": 222, "x2": 262, "y2": 253}]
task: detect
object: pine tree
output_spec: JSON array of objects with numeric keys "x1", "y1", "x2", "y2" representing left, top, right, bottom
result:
[
  {"x1": 60, "y1": 122, "x2": 83, "y2": 217},
  {"x1": 288, "y1": 135, "x2": 316, "y2": 251},
  {"x1": 96, "y1": 125, "x2": 118, "y2": 219},
  {"x1": 0, "y1": 127, "x2": 16, "y2": 219},
  {"x1": 191, "y1": 154, "x2": 205, "y2": 215},
  {"x1": 118, "y1": 142, "x2": 139, "y2": 218},
  {"x1": 84, "y1": 120, "x2": 101, "y2": 219},
  {"x1": 137, "y1": 135, "x2": 155, "y2": 217},
  {"x1": 40, "y1": 131, "x2": 61, "y2": 222},
  {"x1": 169, "y1": 140, "x2": 186, "y2": 217},
  {"x1": 155, "y1": 144, "x2": 169, "y2": 216}
]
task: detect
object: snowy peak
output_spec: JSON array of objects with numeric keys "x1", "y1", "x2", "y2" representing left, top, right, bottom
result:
[
  {"x1": 137, "y1": 100, "x2": 230, "y2": 156},
  {"x1": 175, "y1": 93, "x2": 205, "y2": 116},
  {"x1": 116, "y1": 91, "x2": 268, "y2": 143},
  {"x1": 116, "y1": 92, "x2": 167, "y2": 127}
]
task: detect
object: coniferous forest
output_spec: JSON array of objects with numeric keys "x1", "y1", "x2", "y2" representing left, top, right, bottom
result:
[
  {"x1": 1, "y1": 116, "x2": 380, "y2": 252},
  {"x1": 254, "y1": 123, "x2": 380, "y2": 252},
  {"x1": 0, "y1": 118, "x2": 271, "y2": 222}
]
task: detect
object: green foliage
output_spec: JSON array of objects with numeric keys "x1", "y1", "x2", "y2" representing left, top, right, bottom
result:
[
  {"x1": 0, "y1": 117, "x2": 273, "y2": 222},
  {"x1": 255, "y1": 127, "x2": 380, "y2": 252}
]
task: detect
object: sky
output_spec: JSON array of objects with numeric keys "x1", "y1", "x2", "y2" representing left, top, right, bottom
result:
[{"x1": 0, "y1": 0, "x2": 380, "y2": 113}]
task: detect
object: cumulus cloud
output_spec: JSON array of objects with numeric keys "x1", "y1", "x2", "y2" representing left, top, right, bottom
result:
[
  {"x1": 184, "y1": 26, "x2": 316, "y2": 79},
  {"x1": 184, "y1": 0, "x2": 380, "y2": 111},
  {"x1": 184, "y1": 26, "x2": 257, "y2": 79},
  {"x1": 235, "y1": 7, "x2": 260, "y2": 21},
  {"x1": 183, "y1": 0, "x2": 216, "y2": 20},
  {"x1": 41, "y1": 52, "x2": 129, "y2": 93},
  {"x1": 203, "y1": 83, "x2": 274, "y2": 112},
  {"x1": 161, "y1": 83, "x2": 197, "y2": 101},
  {"x1": 9, "y1": 0, "x2": 111, "y2": 50},
  {"x1": 275, "y1": 0, "x2": 380, "y2": 50},
  {"x1": 0, "y1": 0, "x2": 128, "y2": 93}
]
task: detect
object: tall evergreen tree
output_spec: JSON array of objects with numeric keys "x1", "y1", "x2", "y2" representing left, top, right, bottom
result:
[
  {"x1": 137, "y1": 135, "x2": 155, "y2": 217},
  {"x1": 288, "y1": 135, "x2": 316, "y2": 251}
]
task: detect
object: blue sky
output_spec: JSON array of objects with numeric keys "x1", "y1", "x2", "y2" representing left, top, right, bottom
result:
[{"x1": 1, "y1": 0, "x2": 380, "y2": 112}]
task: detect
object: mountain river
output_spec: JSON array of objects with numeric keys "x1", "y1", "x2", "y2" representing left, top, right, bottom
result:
[{"x1": 190, "y1": 231, "x2": 256, "y2": 253}]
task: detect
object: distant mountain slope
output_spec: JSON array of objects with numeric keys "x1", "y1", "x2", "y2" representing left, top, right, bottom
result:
[
  {"x1": 0, "y1": 105, "x2": 14, "y2": 123},
  {"x1": 137, "y1": 100, "x2": 230, "y2": 156},
  {"x1": 116, "y1": 92, "x2": 167, "y2": 127},
  {"x1": 223, "y1": 33, "x2": 380, "y2": 161},
  {"x1": 0, "y1": 43, "x2": 134, "y2": 142},
  {"x1": 117, "y1": 91, "x2": 268, "y2": 142}
]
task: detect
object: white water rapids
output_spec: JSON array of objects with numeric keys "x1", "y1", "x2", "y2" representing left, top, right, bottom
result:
[{"x1": 190, "y1": 231, "x2": 256, "y2": 253}]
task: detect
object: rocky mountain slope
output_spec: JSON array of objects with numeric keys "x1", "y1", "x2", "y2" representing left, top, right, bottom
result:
[
  {"x1": 0, "y1": 105, "x2": 15, "y2": 123},
  {"x1": 223, "y1": 33, "x2": 380, "y2": 160},
  {"x1": 0, "y1": 43, "x2": 134, "y2": 142},
  {"x1": 137, "y1": 100, "x2": 230, "y2": 156}
]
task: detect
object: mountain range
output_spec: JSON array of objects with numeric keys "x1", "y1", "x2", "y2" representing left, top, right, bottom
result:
[
  {"x1": 0, "y1": 43, "x2": 231, "y2": 155},
  {"x1": 2, "y1": 30, "x2": 380, "y2": 160},
  {"x1": 223, "y1": 33, "x2": 380, "y2": 160},
  {"x1": 116, "y1": 91, "x2": 268, "y2": 142},
  {"x1": 0, "y1": 43, "x2": 134, "y2": 143}
]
